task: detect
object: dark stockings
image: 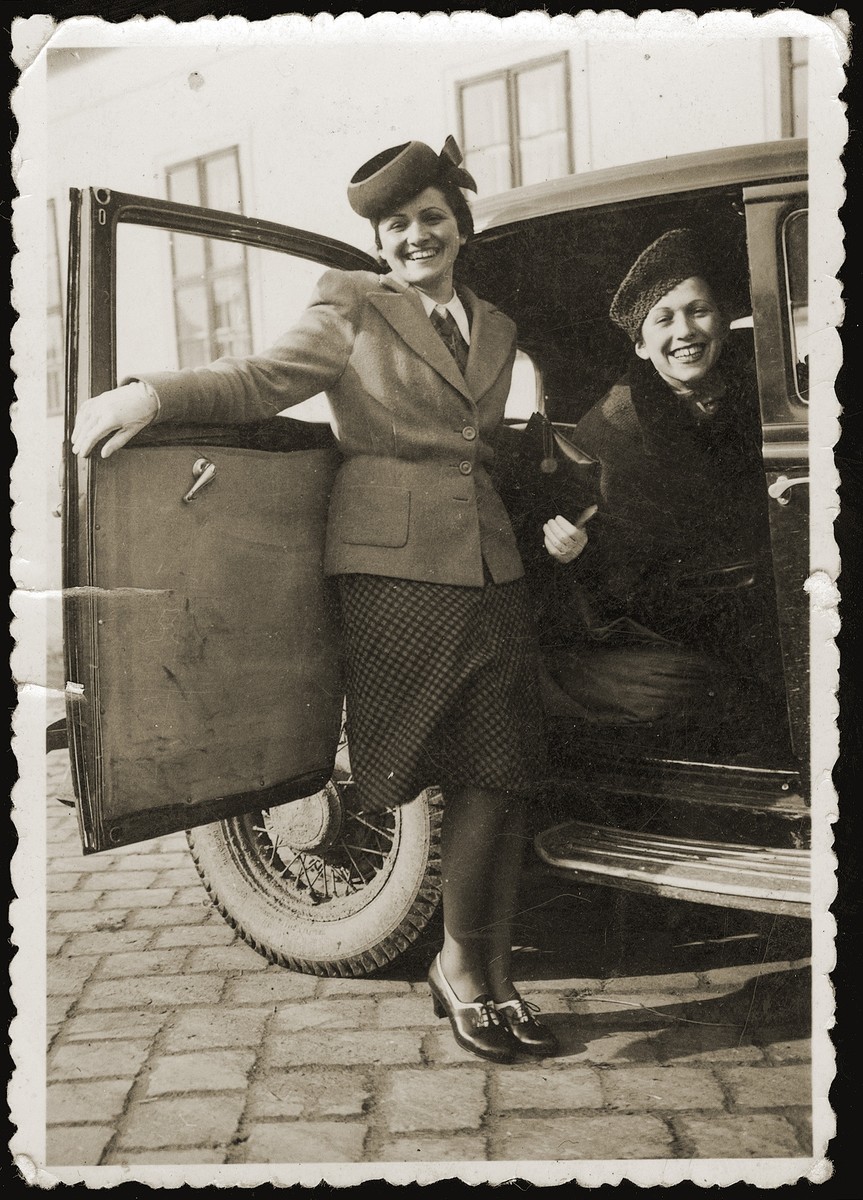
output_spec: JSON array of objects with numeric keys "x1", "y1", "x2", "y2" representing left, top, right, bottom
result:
[{"x1": 438, "y1": 786, "x2": 526, "y2": 1003}]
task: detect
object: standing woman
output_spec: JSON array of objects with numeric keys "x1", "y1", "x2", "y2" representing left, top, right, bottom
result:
[{"x1": 71, "y1": 137, "x2": 593, "y2": 1063}]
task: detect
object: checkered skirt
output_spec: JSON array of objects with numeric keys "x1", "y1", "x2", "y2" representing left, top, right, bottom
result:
[{"x1": 337, "y1": 573, "x2": 548, "y2": 811}]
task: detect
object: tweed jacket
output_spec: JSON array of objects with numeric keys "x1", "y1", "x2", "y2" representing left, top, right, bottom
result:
[{"x1": 141, "y1": 269, "x2": 522, "y2": 587}]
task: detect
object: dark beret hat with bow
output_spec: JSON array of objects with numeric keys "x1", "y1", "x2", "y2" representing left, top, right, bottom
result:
[
  {"x1": 610, "y1": 228, "x2": 708, "y2": 342},
  {"x1": 347, "y1": 135, "x2": 477, "y2": 220}
]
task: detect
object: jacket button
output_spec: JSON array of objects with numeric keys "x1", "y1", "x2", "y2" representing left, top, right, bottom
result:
[
  {"x1": 462, "y1": 426, "x2": 477, "y2": 441},
  {"x1": 459, "y1": 461, "x2": 473, "y2": 475}
]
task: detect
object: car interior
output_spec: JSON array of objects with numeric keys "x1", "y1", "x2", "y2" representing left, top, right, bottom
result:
[{"x1": 466, "y1": 191, "x2": 799, "y2": 778}]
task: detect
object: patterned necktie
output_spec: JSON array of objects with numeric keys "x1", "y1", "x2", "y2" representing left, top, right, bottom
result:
[{"x1": 430, "y1": 306, "x2": 470, "y2": 376}]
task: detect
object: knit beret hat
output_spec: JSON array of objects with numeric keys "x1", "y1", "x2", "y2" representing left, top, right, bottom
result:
[
  {"x1": 347, "y1": 135, "x2": 477, "y2": 219},
  {"x1": 610, "y1": 229, "x2": 706, "y2": 342}
]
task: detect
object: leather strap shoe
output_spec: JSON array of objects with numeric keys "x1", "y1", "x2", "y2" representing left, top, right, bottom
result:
[
  {"x1": 428, "y1": 955, "x2": 516, "y2": 1064},
  {"x1": 496, "y1": 995, "x2": 559, "y2": 1056}
]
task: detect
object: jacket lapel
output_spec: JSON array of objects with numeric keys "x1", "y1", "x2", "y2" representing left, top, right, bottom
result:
[
  {"x1": 368, "y1": 279, "x2": 472, "y2": 400},
  {"x1": 460, "y1": 286, "x2": 517, "y2": 402}
]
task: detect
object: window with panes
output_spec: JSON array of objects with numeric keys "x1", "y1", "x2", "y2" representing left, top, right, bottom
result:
[
  {"x1": 166, "y1": 147, "x2": 252, "y2": 367},
  {"x1": 458, "y1": 55, "x2": 573, "y2": 193}
]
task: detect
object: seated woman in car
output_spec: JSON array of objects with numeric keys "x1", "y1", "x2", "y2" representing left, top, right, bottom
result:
[{"x1": 542, "y1": 228, "x2": 778, "y2": 745}]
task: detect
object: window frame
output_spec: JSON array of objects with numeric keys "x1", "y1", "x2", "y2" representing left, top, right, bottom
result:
[
  {"x1": 457, "y1": 53, "x2": 574, "y2": 191},
  {"x1": 47, "y1": 197, "x2": 64, "y2": 416},
  {"x1": 781, "y1": 207, "x2": 809, "y2": 407},
  {"x1": 779, "y1": 37, "x2": 808, "y2": 139},
  {"x1": 165, "y1": 146, "x2": 253, "y2": 367}
]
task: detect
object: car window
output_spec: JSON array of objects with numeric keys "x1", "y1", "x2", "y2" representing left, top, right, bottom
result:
[
  {"x1": 782, "y1": 208, "x2": 808, "y2": 405},
  {"x1": 115, "y1": 223, "x2": 334, "y2": 424}
]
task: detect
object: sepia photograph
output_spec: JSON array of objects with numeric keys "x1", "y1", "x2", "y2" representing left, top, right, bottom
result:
[{"x1": 10, "y1": 8, "x2": 845, "y2": 1188}]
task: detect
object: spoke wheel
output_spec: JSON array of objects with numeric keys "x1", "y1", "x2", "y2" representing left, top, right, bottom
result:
[{"x1": 186, "y1": 728, "x2": 443, "y2": 977}]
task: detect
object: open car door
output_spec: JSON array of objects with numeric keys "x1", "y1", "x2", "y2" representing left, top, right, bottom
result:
[{"x1": 63, "y1": 187, "x2": 376, "y2": 852}]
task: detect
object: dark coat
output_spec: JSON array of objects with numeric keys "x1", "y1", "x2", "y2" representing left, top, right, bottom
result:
[
  {"x1": 567, "y1": 353, "x2": 768, "y2": 646},
  {"x1": 141, "y1": 269, "x2": 521, "y2": 587}
]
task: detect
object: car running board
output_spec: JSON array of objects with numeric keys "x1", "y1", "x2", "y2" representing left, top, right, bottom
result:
[{"x1": 534, "y1": 821, "x2": 810, "y2": 918}]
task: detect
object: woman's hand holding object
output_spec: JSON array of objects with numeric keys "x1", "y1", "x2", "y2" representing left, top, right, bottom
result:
[
  {"x1": 543, "y1": 506, "x2": 597, "y2": 564},
  {"x1": 71, "y1": 381, "x2": 159, "y2": 459}
]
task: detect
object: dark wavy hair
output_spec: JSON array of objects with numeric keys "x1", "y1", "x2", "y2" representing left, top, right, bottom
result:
[{"x1": 371, "y1": 174, "x2": 475, "y2": 263}]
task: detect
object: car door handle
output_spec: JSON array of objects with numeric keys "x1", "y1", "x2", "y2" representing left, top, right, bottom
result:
[
  {"x1": 182, "y1": 458, "x2": 216, "y2": 503},
  {"x1": 767, "y1": 475, "x2": 809, "y2": 505}
]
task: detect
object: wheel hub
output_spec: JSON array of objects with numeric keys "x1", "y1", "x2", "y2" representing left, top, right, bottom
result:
[{"x1": 264, "y1": 781, "x2": 344, "y2": 852}]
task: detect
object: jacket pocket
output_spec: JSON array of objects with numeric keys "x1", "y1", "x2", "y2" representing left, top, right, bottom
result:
[{"x1": 338, "y1": 484, "x2": 410, "y2": 548}]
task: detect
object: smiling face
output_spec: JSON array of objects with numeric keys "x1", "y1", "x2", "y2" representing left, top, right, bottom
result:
[
  {"x1": 635, "y1": 276, "x2": 729, "y2": 392},
  {"x1": 376, "y1": 186, "x2": 466, "y2": 303}
]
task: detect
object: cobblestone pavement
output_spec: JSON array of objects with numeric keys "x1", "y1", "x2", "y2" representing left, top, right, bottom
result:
[{"x1": 43, "y1": 747, "x2": 813, "y2": 1170}]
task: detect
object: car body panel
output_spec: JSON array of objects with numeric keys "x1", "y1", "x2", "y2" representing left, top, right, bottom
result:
[
  {"x1": 73, "y1": 441, "x2": 343, "y2": 851},
  {"x1": 471, "y1": 139, "x2": 806, "y2": 232}
]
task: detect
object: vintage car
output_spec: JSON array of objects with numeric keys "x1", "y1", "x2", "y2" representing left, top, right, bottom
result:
[{"x1": 53, "y1": 138, "x2": 810, "y2": 977}]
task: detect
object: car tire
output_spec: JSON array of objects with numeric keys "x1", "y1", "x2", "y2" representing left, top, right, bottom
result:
[{"x1": 185, "y1": 741, "x2": 443, "y2": 977}]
